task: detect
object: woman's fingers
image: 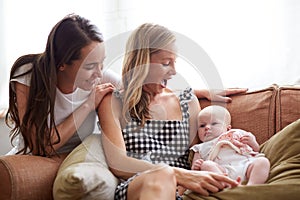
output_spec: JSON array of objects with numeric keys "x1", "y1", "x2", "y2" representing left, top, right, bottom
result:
[
  {"x1": 99, "y1": 83, "x2": 114, "y2": 89},
  {"x1": 212, "y1": 173, "x2": 239, "y2": 188},
  {"x1": 209, "y1": 88, "x2": 248, "y2": 102},
  {"x1": 214, "y1": 96, "x2": 232, "y2": 103},
  {"x1": 198, "y1": 187, "x2": 210, "y2": 196},
  {"x1": 224, "y1": 88, "x2": 248, "y2": 95},
  {"x1": 194, "y1": 176, "x2": 222, "y2": 196},
  {"x1": 92, "y1": 83, "x2": 115, "y2": 109}
]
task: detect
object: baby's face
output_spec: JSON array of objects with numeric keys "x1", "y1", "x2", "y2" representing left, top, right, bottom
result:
[{"x1": 197, "y1": 110, "x2": 229, "y2": 142}]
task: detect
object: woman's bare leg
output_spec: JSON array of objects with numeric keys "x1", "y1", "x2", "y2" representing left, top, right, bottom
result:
[{"x1": 127, "y1": 165, "x2": 177, "y2": 200}]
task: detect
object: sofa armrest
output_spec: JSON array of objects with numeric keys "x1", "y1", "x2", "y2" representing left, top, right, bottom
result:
[{"x1": 0, "y1": 155, "x2": 66, "y2": 200}]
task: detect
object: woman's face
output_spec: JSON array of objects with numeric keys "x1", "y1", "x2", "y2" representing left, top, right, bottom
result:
[
  {"x1": 144, "y1": 43, "x2": 177, "y2": 90},
  {"x1": 75, "y1": 42, "x2": 105, "y2": 90},
  {"x1": 59, "y1": 41, "x2": 105, "y2": 92}
]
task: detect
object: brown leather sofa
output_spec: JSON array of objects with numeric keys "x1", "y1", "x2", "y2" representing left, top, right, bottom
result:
[{"x1": 0, "y1": 84, "x2": 299, "y2": 200}]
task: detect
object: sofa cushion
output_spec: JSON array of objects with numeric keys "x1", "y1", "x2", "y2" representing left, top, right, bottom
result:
[
  {"x1": 183, "y1": 118, "x2": 300, "y2": 200},
  {"x1": 276, "y1": 86, "x2": 300, "y2": 132},
  {"x1": 53, "y1": 134, "x2": 119, "y2": 200},
  {"x1": 260, "y1": 118, "x2": 300, "y2": 184},
  {"x1": 0, "y1": 154, "x2": 65, "y2": 200},
  {"x1": 199, "y1": 86, "x2": 277, "y2": 144}
]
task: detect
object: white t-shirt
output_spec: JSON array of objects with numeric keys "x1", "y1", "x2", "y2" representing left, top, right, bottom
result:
[{"x1": 7, "y1": 63, "x2": 120, "y2": 155}]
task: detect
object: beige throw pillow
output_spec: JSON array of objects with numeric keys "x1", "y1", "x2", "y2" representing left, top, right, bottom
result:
[{"x1": 53, "y1": 134, "x2": 119, "y2": 200}]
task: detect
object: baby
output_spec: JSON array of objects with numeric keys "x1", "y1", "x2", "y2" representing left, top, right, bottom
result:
[{"x1": 190, "y1": 105, "x2": 270, "y2": 185}]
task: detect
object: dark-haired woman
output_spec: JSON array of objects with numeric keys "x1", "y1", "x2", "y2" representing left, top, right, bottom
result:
[{"x1": 6, "y1": 14, "x2": 118, "y2": 156}]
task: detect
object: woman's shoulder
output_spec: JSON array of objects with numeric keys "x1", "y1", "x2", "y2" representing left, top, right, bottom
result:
[
  {"x1": 10, "y1": 63, "x2": 33, "y2": 87},
  {"x1": 163, "y1": 87, "x2": 193, "y2": 97},
  {"x1": 163, "y1": 87, "x2": 197, "y2": 107},
  {"x1": 100, "y1": 90, "x2": 123, "y2": 112},
  {"x1": 161, "y1": 87, "x2": 177, "y2": 98},
  {"x1": 178, "y1": 87, "x2": 194, "y2": 101},
  {"x1": 13, "y1": 63, "x2": 33, "y2": 77},
  {"x1": 99, "y1": 90, "x2": 125, "y2": 125}
]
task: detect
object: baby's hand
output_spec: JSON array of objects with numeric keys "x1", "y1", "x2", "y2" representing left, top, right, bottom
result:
[
  {"x1": 191, "y1": 159, "x2": 204, "y2": 170},
  {"x1": 239, "y1": 131, "x2": 260, "y2": 151},
  {"x1": 240, "y1": 132, "x2": 256, "y2": 146}
]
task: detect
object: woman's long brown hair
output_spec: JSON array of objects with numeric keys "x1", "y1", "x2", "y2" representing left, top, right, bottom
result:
[{"x1": 5, "y1": 14, "x2": 103, "y2": 156}]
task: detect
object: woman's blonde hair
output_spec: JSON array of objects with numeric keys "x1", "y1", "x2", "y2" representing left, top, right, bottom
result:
[{"x1": 122, "y1": 23, "x2": 176, "y2": 126}]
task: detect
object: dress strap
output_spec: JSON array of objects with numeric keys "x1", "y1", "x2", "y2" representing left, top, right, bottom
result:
[
  {"x1": 178, "y1": 87, "x2": 193, "y2": 102},
  {"x1": 178, "y1": 87, "x2": 193, "y2": 122}
]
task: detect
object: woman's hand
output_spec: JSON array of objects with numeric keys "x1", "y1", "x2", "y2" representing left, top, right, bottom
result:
[
  {"x1": 175, "y1": 168, "x2": 239, "y2": 196},
  {"x1": 194, "y1": 88, "x2": 248, "y2": 103},
  {"x1": 87, "y1": 83, "x2": 115, "y2": 110}
]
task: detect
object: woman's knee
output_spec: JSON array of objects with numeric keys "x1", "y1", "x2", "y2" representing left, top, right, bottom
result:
[
  {"x1": 142, "y1": 165, "x2": 177, "y2": 191},
  {"x1": 128, "y1": 165, "x2": 177, "y2": 199},
  {"x1": 142, "y1": 166, "x2": 177, "y2": 194}
]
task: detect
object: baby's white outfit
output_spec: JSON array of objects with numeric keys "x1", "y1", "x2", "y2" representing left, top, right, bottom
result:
[{"x1": 191, "y1": 129, "x2": 265, "y2": 182}]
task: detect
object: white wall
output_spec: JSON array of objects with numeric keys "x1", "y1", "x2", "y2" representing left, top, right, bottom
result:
[
  {"x1": 1, "y1": 0, "x2": 300, "y2": 153},
  {"x1": 103, "y1": 0, "x2": 300, "y2": 91},
  {"x1": 1, "y1": 0, "x2": 300, "y2": 99}
]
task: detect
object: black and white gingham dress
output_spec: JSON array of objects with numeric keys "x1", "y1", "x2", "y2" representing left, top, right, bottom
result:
[{"x1": 115, "y1": 87, "x2": 193, "y2": 200}]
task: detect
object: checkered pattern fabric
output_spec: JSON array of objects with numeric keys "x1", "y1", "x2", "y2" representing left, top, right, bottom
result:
[{"x1": 114, "y1": 87, "x2": 193, "y2": 200}]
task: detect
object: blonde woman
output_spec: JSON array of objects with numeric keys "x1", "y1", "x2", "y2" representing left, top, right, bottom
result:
[{"x1": 98, "y1": 23, "x2": 239, "y2": 200}]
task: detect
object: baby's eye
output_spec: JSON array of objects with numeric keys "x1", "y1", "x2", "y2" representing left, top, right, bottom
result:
[
  {"x1": 212, "y1": 122, "x2": 219, "y2": 126},
  {"x1": 199, "y1": 124, "x2": 206, "y2": 128}
]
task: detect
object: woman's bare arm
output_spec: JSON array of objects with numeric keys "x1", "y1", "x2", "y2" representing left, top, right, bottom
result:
[
  {"x1": 194, "y1": 88, "x2": 248, "y2": 102},
  {"x1": 14, "y1": 82, "x2": 114, "y2": 154},
  {"x1": 98, "y1": 93, "x2": 155, "y2": 179}
]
